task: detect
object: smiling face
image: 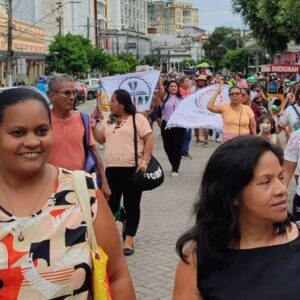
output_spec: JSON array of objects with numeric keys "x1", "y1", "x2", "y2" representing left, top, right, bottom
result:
[
  {"x1": 0, "y1": 100, "x2": 52, "y2": 176},
  {"x1": 239, "y1": 151, "x2": 288, "y2": 225},
  {"x1": 167, "y1": 82, "x2": 179, "y2": 94}
]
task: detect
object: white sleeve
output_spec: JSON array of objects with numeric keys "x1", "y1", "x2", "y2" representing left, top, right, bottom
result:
[{"x1": 284, "y1": 132, "x2": 300, "y2": 162}]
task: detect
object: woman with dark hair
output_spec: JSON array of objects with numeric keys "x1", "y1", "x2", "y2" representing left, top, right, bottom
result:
[
  {"x1": 91, "y1": 89, "x2": 153, "y2": 256},
  {"x1": 241, "y1": 87, "x2": 251, "y2": 106},
  {"x1": 207, "y1": 85, "x2": 256, "y2": 142},
  {"x1": 0, "y1": 88, "x2": 136, "y2": 299},
  {"x1": 173, "y1": 135, "x2": 299, "y2": 300},
  {"x1": 158, "y1": 79, "x2": 185, "y2": 177}
]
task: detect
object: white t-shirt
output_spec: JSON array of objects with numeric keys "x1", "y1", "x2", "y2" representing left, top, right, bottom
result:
[
  {"x1": 284, "y1": 130, "x2": 300, "y2": 195},
  {"x1": 279, "y1": 104, "x2": 300, "y2": 131}
]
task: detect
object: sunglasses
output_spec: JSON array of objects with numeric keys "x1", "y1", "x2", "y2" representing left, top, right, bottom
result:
[
  {"x1": 229, "y1": 92, "x2": 241, "y2": 96},
  {"x1": 52, "y1": 90, "x2": 76, "y2": 97}
]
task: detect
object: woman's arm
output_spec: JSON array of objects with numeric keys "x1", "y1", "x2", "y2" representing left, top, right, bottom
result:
[
  {"x1": 90, "y1": 118, "x2": 106, "y2": 144},
  {"x1": 207, "y1": 85, "x2": 222, "y2": 113},
  {"x1": 249, "y1": 117, "x2": 257, "y2": 135},
  {"x1": 283, "y1": 160, "x2": 297, "y2": 187},
  {"x1": 93, "y1": 192, "x2": 136, "y2": 300},
  {"x1": 173, "y1": 252, "x2": 203, "y2": 300},
  {"x1": 137, "y1": 133, "x2": 153, "y2": 172},
  {"x1": 157, "y1": 79, "x2": 166, "y2": 104}
]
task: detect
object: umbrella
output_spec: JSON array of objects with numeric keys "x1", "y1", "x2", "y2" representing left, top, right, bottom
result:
[{"x1": 197, "y1": 62, "x2": 210, "y2": 68}]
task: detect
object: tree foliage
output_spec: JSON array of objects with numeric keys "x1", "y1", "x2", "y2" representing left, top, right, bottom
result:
[
  {"x1": 142, "y1": 54, "x2": 160, "y2": 67},
  {"x1": 232, "y1": 0, "x2": 300, "y2": 53},
  {"x1": 48, "y1": 34, "x2": 93, "y2": 74},
  {"x1": 221, "y1": 48, "x2": 251, "y2": 72},
  {"x1": 118, "y1": 52, "x2": 139, "y2": 72},
  {"x1": 202, "y1": 27, "x2": 244, "y2": 70}
]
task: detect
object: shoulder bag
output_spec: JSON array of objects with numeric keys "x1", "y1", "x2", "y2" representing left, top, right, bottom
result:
[
  {"x1": 80, "y1": 112, "x2": 97, "y2": 174},
  {"x1": 73, "y1": 170, "x2": 112, "y2": 300},
  {"x1": 132, "y1": 114, "x2": 164, "y2": 191}
]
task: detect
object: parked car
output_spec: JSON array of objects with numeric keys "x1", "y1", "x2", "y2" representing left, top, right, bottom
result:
[{"x1": 84, "y1": 78, "x2": 99, "y2": 100}]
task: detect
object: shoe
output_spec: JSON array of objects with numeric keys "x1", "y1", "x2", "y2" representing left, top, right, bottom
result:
[
  {"x1": 182, "y1": 153, "x2": 193, "y2": 159},
  {"x1": 123, "y1": 247, "x2": 134, "y2": 256},
  {"x1": 216, "y1": 137, "x2": 222, "y2": 143},
  {"x1": 171, "y1": 172, "x2": 179, "y2": 177},
  {"x1": 203, "y1": 141, "x2": 209, "y2": 148}
]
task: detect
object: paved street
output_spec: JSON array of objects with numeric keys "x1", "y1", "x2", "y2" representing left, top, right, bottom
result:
[{"x1": 79, "y1": 100, "x2": 296, "y2": 300}]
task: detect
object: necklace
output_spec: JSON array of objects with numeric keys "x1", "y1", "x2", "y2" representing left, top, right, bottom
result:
[
  {"x1": 113, "y1": 116, "x2": 128, "y2": 133},
  {"x1": 0, "y1": 166, "x2": 51, "y2": 241},
  {"x1": 170, "y1": 95, "x2": 178, "y2": 111}
]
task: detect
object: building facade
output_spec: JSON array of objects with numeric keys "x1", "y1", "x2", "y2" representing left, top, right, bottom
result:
[
  {"x1": 42, "y1": 0, "x2": 96, "y2": 47},
  {"x1": 105, "y1": 0, "x2": 150, "y2": 59},
  {"x1": 12, "y1": 0, "x2": 42, "y2": 24},
  {"x1": 0, "y1": 1, "x2": 46, "y2": 85},
  {"x1": 148, "y1": 0, "x2": 199, "y2": 35}
]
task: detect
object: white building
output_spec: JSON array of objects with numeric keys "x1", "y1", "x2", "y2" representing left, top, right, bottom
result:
[
  {"x1": 12, "y1": 0, "x2": 42, "y2": 24},
  {"x1": 105, "y1": 0, "x2": 150, "y2": 59},
  {"x1": 42, "y1": 0, "x2": 95, "y2": 47}
]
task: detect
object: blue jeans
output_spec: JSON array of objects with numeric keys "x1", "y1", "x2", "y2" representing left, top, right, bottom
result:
[{"x1": 182, "y1": 129, "x2": 192, "y2": 154}]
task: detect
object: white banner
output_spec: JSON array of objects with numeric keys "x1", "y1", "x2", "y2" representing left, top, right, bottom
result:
[
  {"x1": 100, "y1": 70, "x2": 160, "y2": 112},
  {"x1": 167, "y1": 85, "x2": 231, "y2": 130}
]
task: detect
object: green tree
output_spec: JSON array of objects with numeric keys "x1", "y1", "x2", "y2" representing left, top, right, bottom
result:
[
  {"x1": 221, "y1": 48, "x2": 252, "y2": 72},
  {"x1": 232, "y1": 0, "x2": 300, "y2": 53},
  {"x1": 48, "y1": 33, "x2": 93, "y2": 75},
  {"x1": 89, "y1": 47, "x2": 110, "y2": 72},
  {"x1": 118, "y1": 52, "x2": 139, "y2": 72},
  {"x1": 142, "y1": 54, "x2": 160, "y2": 67},
  {"x1": 202, "y1": 26, "x2": 244, "y2": 70},
  {"x1": 106, "y1": 54, "x2": 130, "y2": 75}
]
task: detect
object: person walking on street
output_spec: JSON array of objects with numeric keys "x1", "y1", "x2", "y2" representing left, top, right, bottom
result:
[
  {"x1": 158, "y1": 79, "x2": 185, "y2": 177},
  {"x1": 173, "y1": 136, "x2": 297, "y2": 300},
  {"x1": 207, "y1": 85, "x2": 256, "y2": 142},
  {"x1": 0, "y1": 88, "x2": 136, "y2": 299},
  {"x1": 179, "y1": 75, "x2": 193, "y2": 159},
  {"x1": 47, "y1": 74, "x2": 111, "y2": 199},
  {"x1": 91, "y1": 89, "x2": 153, "y2": 256}
]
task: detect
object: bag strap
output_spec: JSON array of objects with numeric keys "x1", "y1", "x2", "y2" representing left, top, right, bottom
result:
[
  {"x1": 291, "y1": 105, "x2": 300, "y2": 120},
  {"x1": 73, "y1": 170, "x2": 97, "y2": 251},
  {"x1": 80, "y1": 112, "x2": 90, "y2": 158},
  {"x1": 132, "y1": 113, "x2": 138, "y2": 168},
  {"x1": 238, "y1": 105, "x2": 243, "y2": 136}
]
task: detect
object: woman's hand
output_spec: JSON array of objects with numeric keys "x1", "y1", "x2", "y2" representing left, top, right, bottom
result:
[
  {"x1": 137, "y1": 160, "x2": 148, "y2": 172},
  {"x1": 90, "y1": 116, "x2": 97, "y2": 129}
]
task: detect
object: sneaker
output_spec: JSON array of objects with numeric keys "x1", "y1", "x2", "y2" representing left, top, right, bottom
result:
[
  {"x1": 171, "y1": 172, "x2": 179, "y2": 177},
  {"x1": 203, "y1": 141, "x2": 209, "y2": 148},
  {"x1": 182, "y1": 152, "x2": 193, "y2": 159},
  {"x1": 215, "y1": 137, "x2": 222, "y2": 143}
]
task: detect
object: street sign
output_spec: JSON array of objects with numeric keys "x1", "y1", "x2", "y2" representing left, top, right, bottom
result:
[{"x1": 17, "y1": 58, "x2": 26, "y2": 75}]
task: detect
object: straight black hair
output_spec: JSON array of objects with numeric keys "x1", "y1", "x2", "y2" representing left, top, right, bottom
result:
[
  {"x1": 113, "y1": 89, "x2": 136, "y2": 115},
  {"x1": 0, "y1": 87, "x2": 51, "y2": 124},
  {"x1": 176, "y1": 135, "x2": 291, "y2": 290}
]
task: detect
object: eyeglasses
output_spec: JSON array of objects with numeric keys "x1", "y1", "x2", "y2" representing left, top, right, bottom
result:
[
  {"x1": 52, "y1": 90, "x2": 76, "y2": 97},
  {"x1": 229, "y1": 92, "x2": 241, "y2": 96}
]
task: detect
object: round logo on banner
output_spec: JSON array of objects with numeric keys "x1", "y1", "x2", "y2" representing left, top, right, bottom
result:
[
  {"x1": 117, "y1": 76, "x2": 152, "y2": 107},
  {"x1": 194, "y1": 86, "x2": 226, "y2": 110}
]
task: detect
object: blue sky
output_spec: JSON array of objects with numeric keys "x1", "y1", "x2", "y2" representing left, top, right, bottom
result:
[{"x1": 182, "y1": 0, "x2": 245, "y2": 33}]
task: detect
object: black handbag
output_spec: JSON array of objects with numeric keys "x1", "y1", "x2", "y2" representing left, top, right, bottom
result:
[{"x1": 132, "y1": 114, "x2": 164, "y2": 191}]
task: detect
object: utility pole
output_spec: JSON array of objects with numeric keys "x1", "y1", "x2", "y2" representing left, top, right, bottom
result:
[
  {"x1": 56, "y1": 1, "x2": 63, "y2": 35},
  {"x1": 6, "y1": 0, "x2": 13, "y2": 86},
  {"x1": 87, "y1": 17, "x2": 90, "y2": 39}
]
